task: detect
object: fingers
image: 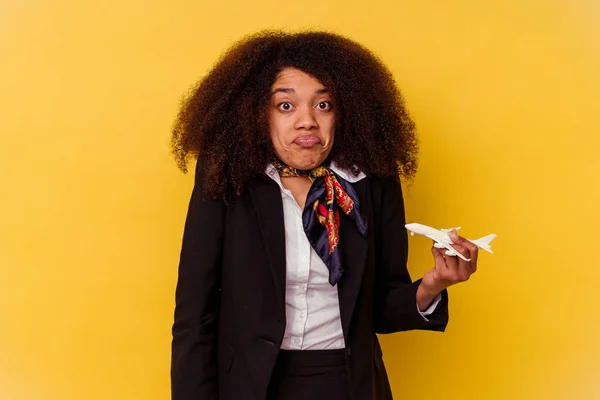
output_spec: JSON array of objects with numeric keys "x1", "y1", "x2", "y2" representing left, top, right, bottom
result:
[
  {"x1": 449, "y1": 230, "x2": 479, "y2": 272},
  {"x1": 465, "y1": 241, "x2": 478, "y2": 271},
  {"x1": 431, "y1": 245, "x2": 450, "y2": 283},
  {"x1": 446, "y1": 230, "x2": 478, "y2": 281},
  {"x1": 429, "y1": 229, "x2": 481, "y2": 288},
  {"x1": 443, "y1": 246, "x2": 459, "y2": 270}
]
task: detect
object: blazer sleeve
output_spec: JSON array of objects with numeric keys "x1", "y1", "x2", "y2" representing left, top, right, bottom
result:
[
  {"x1": 171, "y1": 161, "x2": 226, "y2": 400},
  {"x1": 372, "y1": 175, "x2": 449, "y2": 334}
]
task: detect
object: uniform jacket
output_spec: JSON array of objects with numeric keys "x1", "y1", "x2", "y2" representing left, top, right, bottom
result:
[{"x1": 171, "y1": 163, "x2": 449, "y2": 400}]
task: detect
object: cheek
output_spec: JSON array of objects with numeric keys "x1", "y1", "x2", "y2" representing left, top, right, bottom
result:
[
  {"x1": 269, "y1": 129, "x2": 288, "y2": 152},
  {"x1": 268, "y1": 119, "x2": 291, "y2": 158},
  {"x1": 322, "y1": 116, "x2": 336, "y2": 144},
  {"x1": 268, "y1": 114, "x2": 288, "y2": 143}
]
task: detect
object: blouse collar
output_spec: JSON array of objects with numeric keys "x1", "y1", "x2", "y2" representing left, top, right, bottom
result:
[{"x1": 264, "y1": 161, "x2": 366, "y2": 186}]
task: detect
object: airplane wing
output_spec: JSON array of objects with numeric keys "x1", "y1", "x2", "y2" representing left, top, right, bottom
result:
[{"x1": 425, "y1": 235, "x2": 472, "y2": 262}]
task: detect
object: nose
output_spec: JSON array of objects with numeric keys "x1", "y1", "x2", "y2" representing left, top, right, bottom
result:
[
  {"x1": 405, "y1": 223, "x2": 419, "y2": 233},
  {"x1": 294, "y1": 106, "x2": 317, "y2": 130}
]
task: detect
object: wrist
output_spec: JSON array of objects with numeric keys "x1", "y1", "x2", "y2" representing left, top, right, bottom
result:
[{"x1": 419, "y1": 280, "x2": 446, "y2": 298}]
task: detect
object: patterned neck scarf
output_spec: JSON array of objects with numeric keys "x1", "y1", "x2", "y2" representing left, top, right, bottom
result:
[{"x1": 273, "y1": 160, "x2": 368, "y2": 286}]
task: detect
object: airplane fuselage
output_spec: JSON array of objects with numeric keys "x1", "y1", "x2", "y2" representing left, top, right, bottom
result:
[{"x1": 405, "y1": 223, "x2": 451, "y2": 242}]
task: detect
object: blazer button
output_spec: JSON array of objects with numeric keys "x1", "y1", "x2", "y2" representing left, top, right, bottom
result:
[{"x1": 347, "y1": 347, "x2": 352, "y2": 356}]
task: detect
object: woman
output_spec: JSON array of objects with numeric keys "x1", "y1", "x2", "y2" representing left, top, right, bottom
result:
[{"x1": 170, "y1": 31, "x2": 479, "y2": 400}]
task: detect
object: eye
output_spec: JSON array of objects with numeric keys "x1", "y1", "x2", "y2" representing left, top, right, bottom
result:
[
  {"x1": 316, "y1": 101, "x2": 332, "y2": 110},
  {"x1": 278, "y1": 102, "x2": 293, "y2": 112}
]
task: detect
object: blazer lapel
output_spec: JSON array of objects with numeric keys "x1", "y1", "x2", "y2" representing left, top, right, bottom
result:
[
  {"x1": 337, "y1": 177, "x2": 371, "y2": 339},
  {"x1": 247, "y1": 175, "x2": 287, "y2": 309},
  {"x1": 248, "y1": 173, "x2": 370, "y2": 338}
]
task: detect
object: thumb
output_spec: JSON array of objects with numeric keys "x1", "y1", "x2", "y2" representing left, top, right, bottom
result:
[{"x1": 449, "y1": 229, "x2": 463, "y2": 244}]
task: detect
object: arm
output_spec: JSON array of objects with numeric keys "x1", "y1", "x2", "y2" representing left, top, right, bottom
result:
[
  {"x1": 171, "y1": 161, "x2": 226, "y2": 400},
  {"x1": 373, "y1": 175, "x2": 448, "y2": 334}
]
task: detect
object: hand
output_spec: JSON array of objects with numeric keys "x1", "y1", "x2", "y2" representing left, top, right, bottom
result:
[{"x1": 420, "y1": 229, "x2": 479, "y2": 296}]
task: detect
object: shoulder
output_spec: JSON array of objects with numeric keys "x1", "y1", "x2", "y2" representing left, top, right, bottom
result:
[
  {"x1": 367, "y1": 173, "x2": 406, "y2": 223},
  {"x1": 368, "y1": 173, "x2": 403, "y2": 196}
]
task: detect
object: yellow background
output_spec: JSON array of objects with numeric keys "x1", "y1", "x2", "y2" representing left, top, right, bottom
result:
[{"x1": 1, "y1": 0, "x2": 599, "y2": 399}]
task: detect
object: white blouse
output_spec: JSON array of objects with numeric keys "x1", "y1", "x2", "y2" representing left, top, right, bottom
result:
[{"x1": 265, "y1": 162, "x2": 440, "y2": 350}]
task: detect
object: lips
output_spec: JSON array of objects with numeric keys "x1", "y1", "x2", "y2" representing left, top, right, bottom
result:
[{"x1": 293, "y1": 135, "x2": 321, "y2": 147}]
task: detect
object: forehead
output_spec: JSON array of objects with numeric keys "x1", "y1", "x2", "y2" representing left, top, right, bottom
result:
[{"x1": 271, "y1": 67, "x2": 327, "y2": 91}]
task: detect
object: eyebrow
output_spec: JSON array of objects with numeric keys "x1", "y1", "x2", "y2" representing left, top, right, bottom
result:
[{"x1": 271, "y1": 87, "x2": 329, "y2": 95}]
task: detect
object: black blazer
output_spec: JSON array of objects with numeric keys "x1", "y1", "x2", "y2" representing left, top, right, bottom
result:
[{"x1": 171, "y1": 162, "x2": 449, "y2": 400}]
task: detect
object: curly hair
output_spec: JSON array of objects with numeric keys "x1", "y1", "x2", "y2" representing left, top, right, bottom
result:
[{"x1": 171, "y1": 30, "x2": 418, "y2": 199}]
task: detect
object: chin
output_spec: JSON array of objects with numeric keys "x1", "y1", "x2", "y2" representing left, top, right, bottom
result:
[
  {"x1": 290, "y1": 154, "x2": 324, "y2": 170},
  {"x1": 278, "y1": 147, "x2": 330, "y2": 170},
  {"x1": 295, "y1": 161, "x2": 319, "y2": 170}
]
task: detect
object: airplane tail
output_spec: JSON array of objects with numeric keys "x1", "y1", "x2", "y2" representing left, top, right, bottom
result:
[{"x1": 470, "y1": 234, "x2": 496, "y2": 253}]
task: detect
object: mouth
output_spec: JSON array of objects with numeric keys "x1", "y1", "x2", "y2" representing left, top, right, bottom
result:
[{"x1": 293, "y1": 135, "x2": 321, "y2": 148}]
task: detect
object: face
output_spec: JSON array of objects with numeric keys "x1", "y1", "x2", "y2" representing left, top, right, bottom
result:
[{"x1": 268, "y1": 67, "x2": 335, "y2": 170}]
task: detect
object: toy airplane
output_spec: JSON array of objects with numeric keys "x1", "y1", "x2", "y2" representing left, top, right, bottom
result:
[{"x1": 405, "y1": 223, "x2": 496, "y2": 262}]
